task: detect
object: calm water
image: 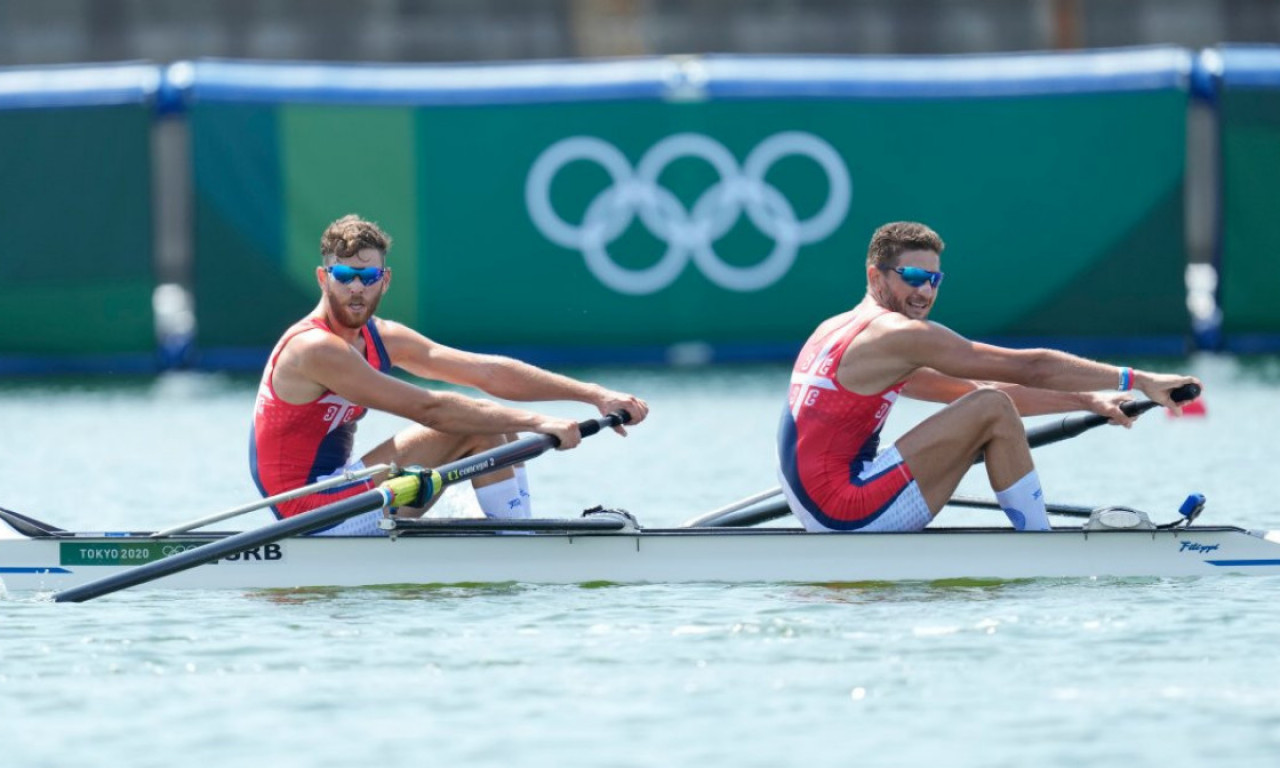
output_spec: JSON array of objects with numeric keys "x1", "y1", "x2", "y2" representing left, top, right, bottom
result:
[{"x1": 3, "y1": 354, "x2": 1280, "y2": 767}]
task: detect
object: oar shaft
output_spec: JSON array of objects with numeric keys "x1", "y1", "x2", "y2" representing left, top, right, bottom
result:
[
  {"x1": 979, "y1": 382, "x2": 1201, "y2": 464},
  {"x1": 55, "y1": 486, "x2": 396, "y2": 603},
  {"x1": 54, "y1": 411, "x2": 631, "y2": 603},
  {"x1": 947, "y1": 495, "x2": 1094, "y2": 518},
  {"x1": 679, "y1": 487, "x2": 783, "y2": 528},
  {"x1": 687, "y1": 496, "x2": 792, "y2": 528},
  {"x1": 150, "y1": 463, "x2": 393, "y2": 537},
  {"x1": 429, "y1": 410, "x2": 629, "y2": 486},
  {"x1": 689, "y1": 492, "x2": 1104, "y2": 529}
]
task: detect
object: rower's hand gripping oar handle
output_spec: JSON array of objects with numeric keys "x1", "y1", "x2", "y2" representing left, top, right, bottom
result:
[
  {"x1": 1029, "y1": 382, "x2": 1200, "y2": 447},
  {"x1": 394, "y1": 410, "x2": 633, "y2": 507},
  {"x1": 975, "y1": 382, "x2": 1202, "y2": 464},
  {"x1": 559, "y1": 409, "x2": 632, "y2": 445}
]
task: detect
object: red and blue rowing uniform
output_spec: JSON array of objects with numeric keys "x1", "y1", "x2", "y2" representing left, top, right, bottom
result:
[
  {"x1": 777, "y1": 304, "x2": 931, "y2": 532},
  {"x1": 250, "y1": 316, "x2": 391, "y2": 522}
]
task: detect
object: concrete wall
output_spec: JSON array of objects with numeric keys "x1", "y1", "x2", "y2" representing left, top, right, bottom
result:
[{"x1": 1, "y1": 0, "x2": 1278, "y2": 67}]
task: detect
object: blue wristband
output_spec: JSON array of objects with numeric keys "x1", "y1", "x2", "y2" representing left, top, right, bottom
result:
[{"x1": 1118, "y1": 367, "x2": 1133, "y2": 391}]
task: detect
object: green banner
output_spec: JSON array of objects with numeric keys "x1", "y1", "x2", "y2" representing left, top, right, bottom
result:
[
  {"x1": 190, "y1": 103, "x2": 421, "y2": 359},
  {"x1": 188, "y1": 65, "x2": 1189, "y2": 364},
  {"x1": 1218, "y1": 87, "x2": 1280, "y2": 344},
  {"x1": 0, "y1": 105, "x2": 155, "y2": 364},
  {"x1": 418, "y1": 94, "x2": 1187, "y2": 347}
]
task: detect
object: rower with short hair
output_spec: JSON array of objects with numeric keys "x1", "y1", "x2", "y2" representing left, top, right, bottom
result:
[
  {"x1": 251, "y1": 214, "x2": 648, "y2": 535},
  {"x1": 778, "y1": 221, "x2": 1200, "y2": 532}
]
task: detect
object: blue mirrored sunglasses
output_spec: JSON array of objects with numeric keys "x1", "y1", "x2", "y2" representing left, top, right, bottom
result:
[
  {"x1": 889, "y1": 266, "x2": 944, "y2": 289},
  {"x1": 325, "y1": 265, "x2": 386, "y2": 286}
]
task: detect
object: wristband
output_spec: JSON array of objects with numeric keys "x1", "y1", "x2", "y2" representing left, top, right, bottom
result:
[{"x1": 1117, "y1": 367, "x2": 1133, "y2": 392}]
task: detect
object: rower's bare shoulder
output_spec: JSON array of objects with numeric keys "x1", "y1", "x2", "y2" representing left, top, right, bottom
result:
[
  {"x1": 267, "y1": 329, "x2": 345, "y2": 402},
  {"x1": 848, "y1": 316, "x2": 971, "y2": 386},
  {"x1": 282, "y1": 329, "x2": 364, "y2": 382},
  {"x1": 284, "y1": 326, "x2": 346, "y2": 359},
  {"x1": 858, "y1": 312, "x2": 939, "y2": 349}
]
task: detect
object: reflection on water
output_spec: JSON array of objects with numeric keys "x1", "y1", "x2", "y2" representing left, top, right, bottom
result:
[
  {"x1": 249, "y1": 581, "x2": 532, "y2": 605},
  {"x1": 789, "y1": 578, "x2": 1035, "y2": 604}
]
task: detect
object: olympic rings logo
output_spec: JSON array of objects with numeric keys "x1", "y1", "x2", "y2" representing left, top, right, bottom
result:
[
  {"x1": 161, "y1": 544, "x2": 201, "y2": 557},
  {"x1": 525, "y1": 132, "x2": 851, "y2": 295}
]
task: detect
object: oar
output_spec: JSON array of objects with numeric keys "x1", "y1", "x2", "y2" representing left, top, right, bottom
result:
[
  {"x1": 684, "y1": 383, "x2": 1201, "y2": 529},
  {"x1": 949, "y1": 491, "x2": 1207, "y2": 523},
  {"x1": 150, "y1": 463, "x2": 393, "y2": 537},
  {"x1": 679, "y1": 487, "x2": 785, "y2": 529},
  {"x1": 54, "y1": 411, "x2": 630, "y2": 603},
  {"x1": 1004, "y1": 382, "x2": 1201, "y2": 459},
  {"x1": 946, "y1": 495, "x2": 1094, "y2": 518}
]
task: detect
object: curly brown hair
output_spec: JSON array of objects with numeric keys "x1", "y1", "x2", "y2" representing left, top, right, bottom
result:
[
  {"x1": 320, "y1": 215, "x2": 393, "y2": 263},
  {"x1": 866, "y1": 222, "x2": 944, "y2": 269}
]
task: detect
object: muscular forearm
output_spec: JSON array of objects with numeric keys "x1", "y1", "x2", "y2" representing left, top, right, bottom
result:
[
  {"x1": 987, "y1": 382, "x2": 1092, "y2": 416},
  {"x1": 412, "y1": 390, "x2": 556, "y2": 435},
  {"x1": 1011, "y1": 349, "x2": 1129, "y2": 393},
  {"x1": 903, "y1": 368, "x2": 1091, "y2": 415},
  {"x1": 471, "y1": 355, "x2": 603, "y2": 406}
]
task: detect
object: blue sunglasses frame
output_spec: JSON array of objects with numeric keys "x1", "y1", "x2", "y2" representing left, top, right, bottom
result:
[
  {"x1": 325, "y1": 265, "x2": 386, "y2": 286},
  {"x1": 889, "y1": 266, "x2": 944, "y2": 289}
]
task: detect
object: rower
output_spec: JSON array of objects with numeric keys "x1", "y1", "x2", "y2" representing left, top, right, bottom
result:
[
  {"x1": 778, "y1": 221, "x2": 1201, "y2": 533},
  {"x1": 250, "y1": 214, "x2": 648, "y2": 535}
]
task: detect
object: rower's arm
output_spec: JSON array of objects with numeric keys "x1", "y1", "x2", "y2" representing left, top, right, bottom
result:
[
  {"x1": 861, "y1": 316, "x2": 1201, "y2": 419},
  {"x1": 295, "y1": 332, "x2": 576, "y2": 439},
  {"x1": 902, "y1": 368, "x2": 1129, "y2": 417},
  {"x1": 888, "y1": 319, "x2": 1198, "y2": 407},
  {"x1": 378, "y1": 320, "x2": 648, "y2": 429}
]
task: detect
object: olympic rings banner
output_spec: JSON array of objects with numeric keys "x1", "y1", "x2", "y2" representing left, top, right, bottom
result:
[
  {"x1": 182, "y1": 52, "x2": 1193, "y2": 366},
  {"x1": 525, "y1": 132, "x2": 852, "y2": 296}
]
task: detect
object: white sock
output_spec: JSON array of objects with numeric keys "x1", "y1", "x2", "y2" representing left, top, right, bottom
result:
[
  {"x1": 514, "y1": 465, "x2": 532, "y2": 517},
  {"x1": 995, "y1": 470, "x2": 1051, "y2": 531},
  {"x1": 474, "y1": 477, "x2": 530, "y2": 519}
]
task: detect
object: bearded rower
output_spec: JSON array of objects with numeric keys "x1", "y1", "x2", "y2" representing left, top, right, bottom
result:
[
  {"x1": 251, "y1": 214, "x2": 648, "y2": 535},
  {"x1": 778, "y1": 221, "x2": 1199, "y2": 533}
]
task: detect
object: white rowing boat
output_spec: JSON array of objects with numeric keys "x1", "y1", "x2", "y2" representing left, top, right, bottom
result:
[
  {"x1": 4, "y1": 505, "x2": 1280, "y2": 593},
  {"x1": 7, "y1": 391, "x2": 1252, "y2": 601}
]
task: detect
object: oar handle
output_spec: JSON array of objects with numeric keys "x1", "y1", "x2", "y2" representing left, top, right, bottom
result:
[
  {"x1": 1025, "y1": 382, "x2": 1200, "y2": 450},
  {"x1": 566, "y1": 409, "x2": 632, "y2": 443},
  {"x1": 424, "y1": 412, "x2": 629, "y2": 488}
]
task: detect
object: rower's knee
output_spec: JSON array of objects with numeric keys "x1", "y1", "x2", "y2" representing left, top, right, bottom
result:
[
  {"x1": 964, "y1": 387, "x2": 1021, "y2": 436},
  {"x1": 462, "y1": 432, "x2": 507, "y2": 456}
]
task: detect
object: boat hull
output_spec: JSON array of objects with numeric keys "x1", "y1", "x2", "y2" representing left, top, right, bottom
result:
[{"x1": 4, "y1": 526, "x2": 1280, "y2": 593}]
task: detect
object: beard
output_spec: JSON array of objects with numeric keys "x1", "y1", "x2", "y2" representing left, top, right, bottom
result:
[
  {"x1": 325, "y1": 287, "x2": 383, "y2": 329},
  {"x1": 872, "y1": 284, "x2": 932, "y2": 320}
]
